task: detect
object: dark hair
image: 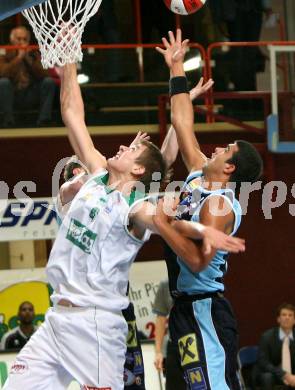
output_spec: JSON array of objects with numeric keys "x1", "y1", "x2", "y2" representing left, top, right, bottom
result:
[
  {"x1": 18, "y1": 301, "x2": 34, "y2": 311},
  {"x1": 227, "y1": 140, "x2": 263, "y2": 184},
  {"x1": 277, "y1": 303, "x2": 295, "y2": 317},
  {"x1": 135, "y1": 140, "x2": 168, "y2": 192},
  {"x1": 63, "y1": 155, "x2": 83, "y2": 182}
]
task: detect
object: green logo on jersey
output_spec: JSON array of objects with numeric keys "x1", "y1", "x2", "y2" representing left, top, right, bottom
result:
[
  {"x1": 89, "y1": 207, "x2": 100, "y2": 221},
  {"x1": 66, "y1": 219, "x2": 97, "y2": 254}
]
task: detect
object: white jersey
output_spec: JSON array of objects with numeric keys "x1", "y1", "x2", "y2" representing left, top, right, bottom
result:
[{"x1": 47, "y1": 170, "x2": 151, "y2": 312}]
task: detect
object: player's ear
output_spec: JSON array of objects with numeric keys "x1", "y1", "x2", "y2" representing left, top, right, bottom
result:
[
  {"x1": 131, "y1": 163, "x2": 145, "y2": 177},
  {"x1": 223, "y1": 162, "x2": 236, "y2": 175}
]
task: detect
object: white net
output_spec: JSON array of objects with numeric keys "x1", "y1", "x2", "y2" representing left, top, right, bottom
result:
[{"x1": 22, "y1": 0, "x2": 102, "y2": 68}]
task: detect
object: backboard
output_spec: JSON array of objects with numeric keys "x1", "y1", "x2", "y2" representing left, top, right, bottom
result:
[
  {"x1": 267, "y1": 44, "x2": 295, "y2": 153},
  {"x1": 0, "y1": 0, "x2": 47, "y2": 21}
]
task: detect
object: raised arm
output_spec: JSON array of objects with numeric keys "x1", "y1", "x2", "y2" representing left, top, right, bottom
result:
[
  {"x1": 161, "y1": 125, "x2": 179, "y2": 168},
  {"x1": 156, "y1": 30, "x2": 213, "y2": 172},
  {"x1": 160, "y1": 79, "x2": 214, "y2": 169},
  {"x1": 60, "y1": 64, "x2": 106, "y2": 173}
]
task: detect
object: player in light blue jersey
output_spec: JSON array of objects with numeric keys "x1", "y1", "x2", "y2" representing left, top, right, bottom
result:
[
  {"x1": 155, "y1": 30, "x2": 263, "y2": 390},
  {"x1": 3, "y1": 57, "x2": 246, "y2": 390}
]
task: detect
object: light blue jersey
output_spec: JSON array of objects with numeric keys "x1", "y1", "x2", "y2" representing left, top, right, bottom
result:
[{"x1": 176, "y1": 171, "x2": 242, "y2": 295}]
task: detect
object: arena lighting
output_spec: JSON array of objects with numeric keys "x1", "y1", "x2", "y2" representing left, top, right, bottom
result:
[
  {"x1": 77, "y1": 73, "x2": 90, "y2": 84},
  {"x1": 184, "y1": 54, "x2": 202, "y2": 72}
]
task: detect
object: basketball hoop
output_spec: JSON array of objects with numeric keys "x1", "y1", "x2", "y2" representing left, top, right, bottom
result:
[{"x1": 22, "y1": 0, "x2": 102, "y2": 68}]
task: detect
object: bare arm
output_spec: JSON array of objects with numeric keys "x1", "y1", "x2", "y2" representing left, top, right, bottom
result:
[
  {"x1": 131, "y1": 200, "x2": 210, "y2": 272},
  {"x1": 154, "y1": 217, "x2": 208, "y2": 272},
  {"x1": 172, "y1": 219, "x2": 245, "y2": 254},
  {"x1": 152, "y1": 197, "x2": 244, "y2": 272},
  {"x1": 130, "y1": 197, "x2": 244, "y2": 258},
  {"x1": 161, "y1": 125, "x2": 179, "y2": 168},
  {"x1": 59, "y1": 173, "x2": 86, "y2": 206},
  {"x1": 56, "y1": 172, "x2": 87, "y2": 219},
  {"x1": 170, "y1": 70, "x2": 207, "y2": 173},
  {"x1": 197, "y1": 195, "x2": 236, "y2": 261},
  {"x1": 156, "y1": 30, "x2": 213, "y2": 172},
  {"x1": 160, "y1": 79, "x2": 214, "y2": 169},
  {"x1": 154, "y1": 316, "x2": 167, "y2": 371},
  {"x1": 60, "y1": 64, "x2": 107, "y2": 173}
]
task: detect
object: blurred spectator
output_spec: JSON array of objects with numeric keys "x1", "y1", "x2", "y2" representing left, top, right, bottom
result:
[
  {"x1": 0, "y1": 25, "x2": 56, "y2": 127},
  {"x1": 225, "y1": 0, "x2": 273, "y2": 91},
  {"x1": 0, "y1": 302, "x2": 37, "y2": 351},
  {"x1": 84, "y1": 0, "x2": 126, "y2": 82},
  {"x1": 153, "y1": 279, "x2": 186, "y2": 390},
  {"x1": 254, "y1": 303, "x2": 295, "y2": 389}
]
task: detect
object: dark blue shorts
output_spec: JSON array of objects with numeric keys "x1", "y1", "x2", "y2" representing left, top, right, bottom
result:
[
  {"x1": 169, "y1": 296, "x2": 241, "y2": 390},
  {"x1": 122, "y1": 302, "x2": 145, "y2": 390}
]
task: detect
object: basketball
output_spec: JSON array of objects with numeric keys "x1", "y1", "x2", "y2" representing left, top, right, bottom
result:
[{"x1": 163, "y1": 0, "x2": 207, "y2": 15}]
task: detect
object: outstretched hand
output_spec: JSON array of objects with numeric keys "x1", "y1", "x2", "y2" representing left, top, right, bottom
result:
[
  {"x1": 190, "y1": 77, "x2": 214, "y2": 101},
  {"x1": 130, "y1": 131, "x2": 150, "y2": 147},
  {"x1": 202, "y1": 226, "x2": 245, "y2": 256},
  {"x1": 156, "y1": 29, "x2": 189, "y2": 69}
]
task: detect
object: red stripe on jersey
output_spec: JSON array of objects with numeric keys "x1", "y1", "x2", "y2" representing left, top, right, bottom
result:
[{"x1": 183, "y1": 0, "x2": 205, "y2": 13}]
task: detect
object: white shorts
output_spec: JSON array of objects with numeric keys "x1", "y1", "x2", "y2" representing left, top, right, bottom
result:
[{"x1": 3, "y1": 305, "x2": 128, "y2": 390}]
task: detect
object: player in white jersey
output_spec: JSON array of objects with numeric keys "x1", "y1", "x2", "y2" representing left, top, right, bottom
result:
[{"x1": 4, "y1": 63, "x2": 245, "y2": 390}]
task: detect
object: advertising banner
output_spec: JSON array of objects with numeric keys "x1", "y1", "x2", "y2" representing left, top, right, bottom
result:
[
  {"x1": 0, "y1": 198, "x2": 58, "y2": 241},
  {"x1": 0, "y1": 263, "x2": 168, "y2": 389},
  {"x1": 0, "y1": 342, "x2": 164, "y2": 390},
  {"x1": 0, "y1": 262, "x2": 168, "y2": 342},
  {"x1": 128, "y1": 261, "x2": 168, "y2": 339}
]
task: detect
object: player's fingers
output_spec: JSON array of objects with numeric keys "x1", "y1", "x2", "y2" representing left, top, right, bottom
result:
[
  {"x1": 226, "y1": 237, "x2": 245, "y2": 248},
  {"x1": 203, "y1": 79, "x2": 214, "y2": 90},
  {"x1": 155, "y1": 46, "x2": 165, "y2": 55},
  {"x1": 162, "y1": 36, "x2": 171, "y2": 49},
  {"x1": 203, "y1": 240, "x2": 212, "y2": 255},
  {"x1": 200, "y1": 83, "x2": 212, "y2": 94},
  {"x1": 176, "y1": 28, "x2": 182, "y2": 43},
  {"x1": 198, "y1": 77, "x2": 204, "y2": 86},
  {"x1": 168, "y1": 30, "x2": 176, "y2": 44},
  {"x1": 182, "y1": 39, "x2": 190, "y2": 50},
  {"x1": 154, "y1": 359, "x2": 162, "y2": 371},
  {"x1": 225, "y1": 240, "x2": 245, "y2": 252}
]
